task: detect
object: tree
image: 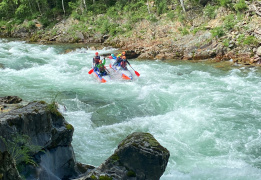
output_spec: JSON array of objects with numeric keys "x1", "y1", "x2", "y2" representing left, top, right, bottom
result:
[{"x1": 180, "y1": 0, "x2": 185, "y2": 12}]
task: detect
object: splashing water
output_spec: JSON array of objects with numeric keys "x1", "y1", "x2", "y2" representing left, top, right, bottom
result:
[{"x1": 1, "y1": 39, "x2": 261, "y2": 179}]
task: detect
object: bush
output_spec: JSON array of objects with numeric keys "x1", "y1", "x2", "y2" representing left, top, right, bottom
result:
[
  {"x1": 223, "y1": 14, "x2": 237, "y2": 31},
  {"x1": 234, "y1": 0, "x2": 248, "y2": 12},
  {"x1": 157, "y1": 0, "x2": 167, "y2": 15},
  {"x1": 243, "y1": 35, "x2": 258, "y2": 46},
  {"x1": 237, "y1": 34, "x2": 245, "y2": 45},
  {"x1": 211, "y1": 26, "x2": 225, "y2": 38},
  {"x1": 167, "y1": 11, "x2": 175, "y2": 20},
  {"x1": 178, "y1": 27, "x2": 189, "y2": 35},
  {"x1": 146, "y1": 14, "x2": 158, "y2": 22},
  {"x1": 223, "y1": 38, "x2": 230, "y2": 47},
  {"x1": 218, "y1": 0, "x2": 232, "y2": 7},
  {"x1": 106, "y1": 6, "x2": 119, "y2": 19},
  {"x1": 27, "y1": 21, "x2": 35, "y2": 29},
  {"x1": 204, "y1": 4, "x2": 217, "y2": 19}
]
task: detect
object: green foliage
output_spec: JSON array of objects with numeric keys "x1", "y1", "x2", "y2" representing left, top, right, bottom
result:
[
  {"x1": 90, "y1": 3, "x2": 107, "y2": 14},
  {"x1": 217, "y1": 0, "x2": 232, "y2": 7},
  {"x1": 223, "y1": 38, "x2": 230, "y2": 47},
  {"x1": 166, "y1": 11, "x2": 175, "y2": 20},
  {"x1": 46, "y1": 93, "x2": 62, "y2": 117},
  {"x1": 127, "y1": 170, "x2": 136, "y2": 177},
  {"x1": 243, "y1": 35, "x2": 258, "y2": 45},
  {"x1": 90, "y1": 175, "x2": 98, "y2": 180},
  {"x1": 223, "y1": 14, "x2": 237, "y2": 31},
  {"x1": 146, "y1": 14, "x2": 158, "y2": 22},
  {"x1": 65, "y1": 123, "x2": 74, "y2": 131},
  {"x1": 234, "y1": 0, "x2": 247, "y2": 12},
  {"x1": 99, "y1": 175, "x2": 112, "y2": 180},
  {"x1": 211, "y1": 26, "x2": 225, "y2": 38},
  {"x1": 26, "y1": 21, "x2": 36, "y2": 29},
  {"x1": 106, "y1": 6, "x2": 119, "y2": 19},
  {"x1": 237, "y1": 34, "x2": 245, "y2": 45},
  {"x1": 156, "y1": 0, "x2": 167, "y2": 15},
  {"x1": 15, "y1": 4, "x2": 29, "y2": 18},
  {"x1": 204, "y1": 4, "x2": 217, "y2": 19},
  {"x1": 0, "y1": 135, "x2": 43, "y2": 166},
  {"x1": 178, "y1": 27, "x2": 189, "y2": 35},
  {"x1": 110, "y1": 154, "x2": 120, "y2": 161}
]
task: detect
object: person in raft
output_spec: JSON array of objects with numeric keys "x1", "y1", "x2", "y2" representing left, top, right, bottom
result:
[
  {"x1": 113, "y1": 51, "x2": 126, "y2": 66},
  {"x1": 93, "y1": 52, "x2": 100, "y2": 70},
  {"x1": 120, "y1": 56, "x2": 130, "y2": 70},
  {"x1": 111, "y1": 54, "x2": 117, "y2": 59},
  {"x1": 97, "y1": 59, "x2": 107, "y2": 76}
]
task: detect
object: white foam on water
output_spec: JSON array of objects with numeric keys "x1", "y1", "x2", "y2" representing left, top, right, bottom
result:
[{"x1": 1, "y1": 40, "x2": 261, "y2": 179}]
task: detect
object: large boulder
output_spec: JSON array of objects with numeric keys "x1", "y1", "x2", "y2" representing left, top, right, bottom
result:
[
  {"x1": 80, "y1": 132, "x2": 170, "y2": 180},
  {"x1": 0, "y1": 101, "x2": 79, "y2": 180}
]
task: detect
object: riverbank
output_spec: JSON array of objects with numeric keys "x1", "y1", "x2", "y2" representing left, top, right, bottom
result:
[{"x1": 1, "y1": 1, "x2": 261, "y2": 66}]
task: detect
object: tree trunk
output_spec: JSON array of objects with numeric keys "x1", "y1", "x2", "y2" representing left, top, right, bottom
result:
[
  {"x1": 147, "y1": 0, "x2": 150, "y2": 14},
  {"x1": 36, "y1": 0, "x2": 42, "y2": 15},
  {"x1": 62, "y1": 0, "x2": 65, "y2": 15},
  {"x1": 180, "y1": 0, "x2": 185, "y2": 12},
  {"x1": 82, "y1": 0, "x2": 87, "y2": 11}
]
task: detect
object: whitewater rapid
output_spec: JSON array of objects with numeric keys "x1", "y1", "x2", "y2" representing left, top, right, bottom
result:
[{"x1": 1, "y1": 39, "x2": 261, "y2": 180}]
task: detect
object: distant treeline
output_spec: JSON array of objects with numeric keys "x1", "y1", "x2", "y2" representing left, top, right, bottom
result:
[{"x1": 0, "y1": 0, "x2": 249, "y2": 35}]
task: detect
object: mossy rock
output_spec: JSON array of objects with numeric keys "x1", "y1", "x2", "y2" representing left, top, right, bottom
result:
[
  {"x1": 127, "y1": 170, "x2": 136, "y2": 177},
  {"x1": 65, "y1": 123, "x2": 74, "y2": 131},
  {"x1": 98, "y1": 175, "x2": 112, "y2": 180},
  {"x1": 46, "y1": 102, "x2": 63, "y2": 117}
]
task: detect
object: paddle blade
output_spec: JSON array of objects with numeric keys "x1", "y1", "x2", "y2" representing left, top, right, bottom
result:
[
  {"x1": 135, "y1": 71, "x2": 140, "y2": 77},
  {"x1": 88, "y1": 68, "x2": 94, "y2": 74}
]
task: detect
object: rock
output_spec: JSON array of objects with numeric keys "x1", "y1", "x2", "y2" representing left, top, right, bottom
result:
[
  {"x1": 0, "y1": 151, "x2": 22, "y2": 180},
  {"x1": 0, "y1": 101, "x2": 79, "y2": 179},
  {"x1": 0, "y1": 96, "x2": 23, "y2": 114},
  {"x1": 0, "y1": 96, "x2": 22, "y2": 104},
  {"x1": 125, "y1": 50, "x2": 140, "y2": 59},
  {"x1": 256, "y1": 46, "x2": 261, "y2": 56},
  {"x1": 76, "y1": 163, "x2": 95, "y2": 174},
  {"x1": 80, "y1": 132, "x2": 170, "y2": 180},
  {"x1": 76, "y1": 31, "x2": 85, "y2": 42}
]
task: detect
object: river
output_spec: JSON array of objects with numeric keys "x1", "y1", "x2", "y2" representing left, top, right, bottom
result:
[{"x1": 1, "y1": 39, "x2": 261, "y2": 180}]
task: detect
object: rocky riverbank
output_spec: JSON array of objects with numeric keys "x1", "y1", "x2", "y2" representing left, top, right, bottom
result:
[
  {"x1": 1, "y1": 1, "x2": 261, "y2": 66},
  {"x1": 0, "y1": 96, "x2": 170, "y2": 180}
]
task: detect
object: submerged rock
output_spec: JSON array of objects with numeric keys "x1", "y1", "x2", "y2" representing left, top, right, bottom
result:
[{"x1": 79, "y1": 132, "x2": 170, "y2": 180}]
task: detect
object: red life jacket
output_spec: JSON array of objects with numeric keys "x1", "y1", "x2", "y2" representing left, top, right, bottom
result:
[
  {"x1": 121, "y1": 60, "x2": 127, "y2": 68},
  {"x1": 93, "y1": 56, "x2": 100, "y2": 64}
]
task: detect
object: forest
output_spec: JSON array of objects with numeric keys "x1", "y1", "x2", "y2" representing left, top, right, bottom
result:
[{"x1": 0, "y1": 0, "x2": 249, "y2": 37}]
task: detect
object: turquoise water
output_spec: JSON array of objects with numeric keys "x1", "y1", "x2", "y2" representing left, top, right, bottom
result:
[{"x1": 1, "y1": 39, "x2": 261, "y2": 180}]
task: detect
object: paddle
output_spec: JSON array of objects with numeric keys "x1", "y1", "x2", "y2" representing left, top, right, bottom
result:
[
  {"x1": 88, "y1": 68, "x2": 94, "y2": 74},
  {"x1": 128, "y1": 64, "x2": 140, "y2": 77}
]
